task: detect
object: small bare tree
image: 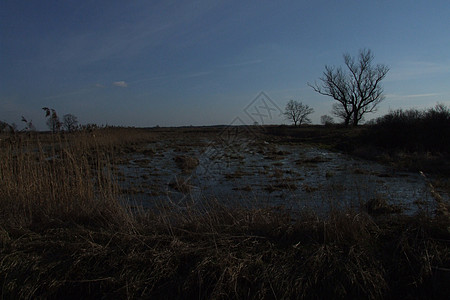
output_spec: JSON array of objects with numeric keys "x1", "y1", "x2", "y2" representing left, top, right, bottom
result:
[
  {"x1": 63, "y1": 114, "x2": 78, "y2": 132},
  {"x1": 284, "y1": 100, "x2": 314, "y2": 126},
  {"x1": 309, "y1": 49, "x2": 389, "y2": 126},
  {"x1": 320, "y1": 115, "x2": 334, "y2": 126}
]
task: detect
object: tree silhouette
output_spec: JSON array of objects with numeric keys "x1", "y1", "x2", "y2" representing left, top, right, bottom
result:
[
  {"x1": 309, "y1": 49, "x2": 389, "y2": 126},
  {"x1": 320, "y1": 115, "x2": 334, "y2": 126},
  {"x1": 63, "y1": 114, "x2": 78, "y2": 132},
  {"x1": 283, "y1": 100, "x2": 314, "y2": 126}
]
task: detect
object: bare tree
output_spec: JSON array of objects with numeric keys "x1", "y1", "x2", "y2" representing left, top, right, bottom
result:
[
  {"x1": 63, "y1": 114, "x2": 78, "y2": 132},
  {"x1": 331, "y1": 103, "x2": 351, "y2": 125},
  {"x1": 320, "y1": 115, "x2": 334, "y2": 126},
  {"x1": 284, "y1": 100, "x2": 314, "y2": 126},
  {"x1": 309, "y1": 49, "x2": 389, "y2": 126},
  {"x1": 43, "y1": 107, "x2": 62, "y2": 133}
]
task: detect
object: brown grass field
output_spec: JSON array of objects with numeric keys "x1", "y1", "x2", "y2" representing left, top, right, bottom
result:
[{"x1": 1, "y1": 127, "x2": 449, "y2": 299}]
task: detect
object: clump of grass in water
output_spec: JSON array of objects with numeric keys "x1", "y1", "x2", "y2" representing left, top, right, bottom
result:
[
  {"x1": 168, "y1": 175, "x2": 193, "y2": 194},
  {"x1": 420, "y1": 171, "x2": 450, "y2": 219},
  {"x1": 365, "y1": 197, "x2": 403, "y2": 215},
  {"x1": 174, "y1": 155, "x2": 199, "y2": 173}
]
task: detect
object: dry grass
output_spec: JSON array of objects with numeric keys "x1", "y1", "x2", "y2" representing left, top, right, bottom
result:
[
  {"x1": 174, "y1": 155, "x2": 199, "y2": 173},
  {"x1": 365, "y1": 197, "x2": 403, "y2": 215},
  {"x1": 0, "y1": 132, "x2": 126, "y2": 229},
  {"x1": 1, "y1": 129, "x2": 449, "y2": 299}
]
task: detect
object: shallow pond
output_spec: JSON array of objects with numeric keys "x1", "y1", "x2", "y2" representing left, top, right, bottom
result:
[{"x1": 115, "y1": 137, "x2": 447, "y2": 215}]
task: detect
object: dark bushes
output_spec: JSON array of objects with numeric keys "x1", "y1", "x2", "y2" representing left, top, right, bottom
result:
[{"x1": 367, "y1": 104, "x2": 450, "y2": 153}]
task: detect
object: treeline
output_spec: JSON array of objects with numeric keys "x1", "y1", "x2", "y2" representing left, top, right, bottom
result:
[
  {"x1": 0, "y1": 107, "x2": 115, "y2": 134},
  {"x1": 365, "y1": 103, "x2": 450, "y2": 153}
]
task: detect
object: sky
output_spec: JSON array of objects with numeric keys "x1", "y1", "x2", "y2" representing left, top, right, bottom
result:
[{"x1": 1, "y1": 0, "x2": 450, "y2": 130}]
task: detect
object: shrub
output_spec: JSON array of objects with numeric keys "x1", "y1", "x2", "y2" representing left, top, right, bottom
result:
[
  {"x1": 367, "y1": 103, "x2": 450, "y2": 153},
  {"x1": 321, "y1": 115, "x2": 335, "y2": 126}
]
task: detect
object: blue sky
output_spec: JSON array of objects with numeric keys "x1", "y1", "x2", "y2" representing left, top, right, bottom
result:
[{"x1": 1, "y1": 0, "x2": 449, "y2": 129}]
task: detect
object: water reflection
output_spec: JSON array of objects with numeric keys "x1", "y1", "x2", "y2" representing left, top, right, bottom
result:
[{"x1": 116, "y1": 138, "x2": 445, "y2": 215}]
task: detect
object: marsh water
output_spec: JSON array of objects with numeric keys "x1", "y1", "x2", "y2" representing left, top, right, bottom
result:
[{"x1": 115, "y1": 136, "x2": 446, "y2": 214}]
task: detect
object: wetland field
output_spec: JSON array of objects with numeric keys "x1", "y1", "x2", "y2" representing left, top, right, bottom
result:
[{"x1": 1, "y1": 126, "x2": 449, "y2": 299}]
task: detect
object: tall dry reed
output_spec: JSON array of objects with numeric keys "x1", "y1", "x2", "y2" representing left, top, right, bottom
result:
[{"x1": 0, "y1": 132, "x2": 129, "y2": 229}]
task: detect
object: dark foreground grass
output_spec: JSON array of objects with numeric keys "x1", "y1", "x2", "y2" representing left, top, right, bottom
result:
[
  {"x1": 2, "y1": 204, "x2": 449, "y2": 299},
  {"x1": 1, "y1": 130, "x2": 450, "y2": 299}
]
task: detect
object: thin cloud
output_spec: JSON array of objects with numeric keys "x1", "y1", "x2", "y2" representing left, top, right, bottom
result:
[
  {"x1": 386, "y1": 93, "x2": 441, "y2": 99},
  {"x1": 36, "y1": 1, "x2": 222, "y2": 68},
  {"x1": 183, "y1": 71, "x2": 212, "y2": 78},
  {"x1": 95, "y1": 83, "x2": 105, "y2": 88},
  {"x1": 113, "y1": 81, "x2": 128, "y2": 88},
  {"x1": 131, "y1": 74, "x2": 172, "y2": 84},
  {"x1": 43, "y1": 87, "x2": 94, "y2": 100},
  {"x1": 387, "y1": 61, "x2": 450, "y2": 82},
  {"x1": 220, "y1": 59, "x2": 263, "y2": 68}
]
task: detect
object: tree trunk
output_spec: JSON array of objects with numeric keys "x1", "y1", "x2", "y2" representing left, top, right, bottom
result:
[
  {"x1": 352, "y1": 111, "x2": 359, "y2": 126},
  {"x1": 344, "y1": 115, "x2": 351, "y2": 126}
]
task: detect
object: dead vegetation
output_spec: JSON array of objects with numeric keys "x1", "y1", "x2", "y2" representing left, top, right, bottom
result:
[
  {"x1": 365, "y1": 197, "x2": 403, "y2": 215},
  {"x1": 174, "y1": 155, "x2": 199, "y2": 173},
  {"x1": 1, "y1": 129, "x2": 449, "y2": 299}
]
